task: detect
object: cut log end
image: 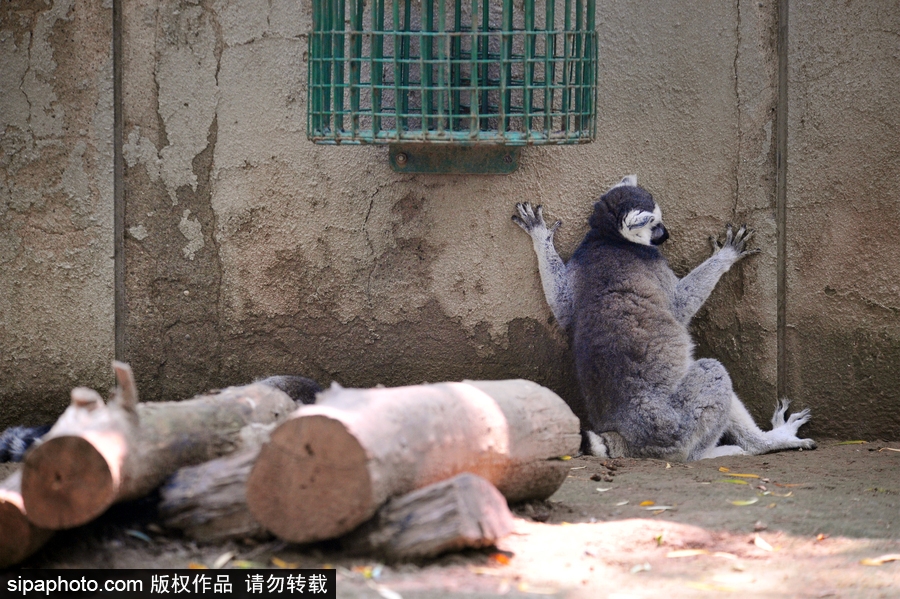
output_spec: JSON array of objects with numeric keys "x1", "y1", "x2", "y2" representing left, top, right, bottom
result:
[
  {"x1": 0, "y1": 488, "x2": 53, "y2": 568},
  {"x1": 247, "y1": 414, "x2": 374, "y2": 543},
  {"x1": 22, "y1": 436, "x2": 116, "y2": 529},
  {"x1": 0, "y1": 500, "x2": 32, "y2": 567}
]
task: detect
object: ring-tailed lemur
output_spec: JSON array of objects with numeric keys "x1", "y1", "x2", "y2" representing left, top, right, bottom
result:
[
  {"x1": 513, "y1": 176, "x2": 815, "y2": 461},
  {"x1": 0, "y1": 375, "x2": 321, "y2": 462}
]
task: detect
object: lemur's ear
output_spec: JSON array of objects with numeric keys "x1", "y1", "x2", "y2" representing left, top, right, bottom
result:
[{"x1": 607, "y1": 175, "x2": 637, "y2": 193}]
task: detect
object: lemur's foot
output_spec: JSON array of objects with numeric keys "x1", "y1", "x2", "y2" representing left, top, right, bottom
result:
[
  {"x1": 765, "y1": 398, "x2": 816, "y2": 451},
  {"x1": 709, "y1": 223, "x2": 761, "y2": 261},
  {"x1": 583, "y1": 430, "x2": 627, "y2": 459},
  {"x1": 513, "y1": 202, "x2": 560, "y2": 237}
]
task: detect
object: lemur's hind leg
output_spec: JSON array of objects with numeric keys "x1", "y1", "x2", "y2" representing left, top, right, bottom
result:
[
  {"x1": 613, "y1": 358, "x2": 734, "y2": 461},
  {"x1": 679, "y1": 359, "x2": 741, "y2": 461},
  {"x1": 726, "y1": 397, "x2": 816, "y2": 455}
]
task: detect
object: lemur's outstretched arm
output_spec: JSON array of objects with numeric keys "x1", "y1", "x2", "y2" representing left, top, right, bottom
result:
[
  {"x1": 513, "y1": 203, "x2": 574, "y2": 329},
  {"x1": 671, "y1": 224, "x2": 760, "y2": 325}
]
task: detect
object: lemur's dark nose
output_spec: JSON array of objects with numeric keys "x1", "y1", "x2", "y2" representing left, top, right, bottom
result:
[{"x1": 651, "y1": 224, "x2": 669, "y2": 245}]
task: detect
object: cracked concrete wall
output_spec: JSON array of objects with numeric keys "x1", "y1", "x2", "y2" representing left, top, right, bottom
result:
[
  {"x1": 785, "y1": 4, "x2": 900, "y2": 439},
  {"x1": 120, "y1": 0, "x2": 783, "y2": 427},
  {"x1": 0, "y1": 0, "x2": 114, "y2": 430},
  {"x1": 5, "y1": 0, "x2": 898, "y2": 440}
]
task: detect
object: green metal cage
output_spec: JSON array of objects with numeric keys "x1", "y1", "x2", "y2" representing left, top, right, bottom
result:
[{"x1": 307, "y1": 0, "x2": 598, "y2": 150}]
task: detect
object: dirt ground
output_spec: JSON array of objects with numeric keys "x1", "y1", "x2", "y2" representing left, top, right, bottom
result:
[{"x1": 5, "y1": 441, "x2": 900, "y2": 598}]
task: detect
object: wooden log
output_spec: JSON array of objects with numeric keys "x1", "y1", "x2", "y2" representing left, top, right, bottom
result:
[
  {"x1": 247, "y1": 379, "x2": 580, "y2": 543},
  {"x1": 21, "y1": 362, "x2": 297, "y2": 530},
  {"x1": 342, "y1": 472, "x2": 515, "y2": 561},
  {"x1": 162, "y1": 450, "x2": 513, "y2": 557},
  {"x1": 158, "y1": 424, "x2": 273, "y2": 543},
  {"x1": 0, "y1": 471, "x2": 54, "y2": 568}
]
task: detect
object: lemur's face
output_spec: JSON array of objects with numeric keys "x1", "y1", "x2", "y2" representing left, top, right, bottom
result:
[
  {"x1": 602, "y1": 177, "x2": 670, "y2": 247},
  {"x1": 621, "y1": 204, "x2": 668, "y2": 246}
]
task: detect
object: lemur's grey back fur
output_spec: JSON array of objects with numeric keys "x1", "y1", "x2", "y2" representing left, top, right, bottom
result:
[
  {"x1": 257, "y1": 375, "x2": 322, "y2": 405},
  {"x1": 513, "y1": 177, "x2": 815, "y2": 461}
]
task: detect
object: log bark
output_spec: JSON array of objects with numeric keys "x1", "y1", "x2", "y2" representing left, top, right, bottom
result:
[
  {"x1": 342, "y1": 472, "x2": 515, "y2": 561},
  {"x1": 247, "y1": 379, "x2": 580, "y2": 543},
  {"x1": 158, "y1": 424, "x2": 273, "y2": 543},
  {"x1": 0, "y1": 471, "x2": 54, "y2": 568},
  {"x1": 21, "y1": 362, "x2": 297, "y2": 530}
]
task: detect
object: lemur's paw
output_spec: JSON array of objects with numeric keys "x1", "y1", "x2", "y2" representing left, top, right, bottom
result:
[
  {"x1": 513, "y1": 203, "x2": 560, "y2": 237},
  {"x1": 771, "y1": 398, "x2": 812, "y2": 431},
  {"x1": 786, "y1": 408, "x2": 811, "y2": 428},
  {"x1": 711, "y1": 223, "x2": 761, "y2": 261},
  {"x1": 797, "y1": 437, "x2": 817, "y2": 450},
  {"x1": 765, "y1": 398, "x2": 816, "y2": 451},
  {"x1": 770, "y1": 397, "x2": 791, "y2": 428},
  {"x1": 764, "y1": 428, "x2": 817, "y2": 452}
]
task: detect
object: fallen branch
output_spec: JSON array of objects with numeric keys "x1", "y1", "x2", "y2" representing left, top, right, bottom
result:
[
  {"x1": 21, "y1": 362, "x2": 297, "y2": 530},
  {"x1": 162, "y1": 448, "x2": 514, "y2": 560},
  {"x1": 247, "y1": 379, "x2": 580, "y2": 543}
]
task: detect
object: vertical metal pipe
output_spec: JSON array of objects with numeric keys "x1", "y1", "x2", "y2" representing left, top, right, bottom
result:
[
  {"x1": 776, "y1": 0, "x2": 789, "y2": 401},
  {"x1": 113, "y1": 0, "x2": 125, "y2": 359}
]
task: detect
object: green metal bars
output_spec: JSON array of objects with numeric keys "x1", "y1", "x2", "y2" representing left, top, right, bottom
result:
[{"x1": 308, "y1": 0, "x2": 597, "y2": 145}]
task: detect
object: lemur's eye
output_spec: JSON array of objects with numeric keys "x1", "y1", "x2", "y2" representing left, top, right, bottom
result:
[
  {"x1": 624, "y1": 211, "x2": 655, "y2": 230},
  {"x1": 629, "y1": 216, "x2": 653, "y2": 229}
]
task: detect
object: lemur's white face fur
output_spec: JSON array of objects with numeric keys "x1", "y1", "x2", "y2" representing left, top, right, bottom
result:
[
  {"x1": 621, "y1": 205, "x2": 664, "y2": 246},
  {"x1": 608, "y1": 175, "x2": 668, "y2": 247}
]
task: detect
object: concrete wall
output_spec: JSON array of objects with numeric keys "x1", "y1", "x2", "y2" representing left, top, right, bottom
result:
[
  {"x1": 0, "y1": 0, "x2": 114, "y2": 429},
  {"x1": 119, "y1": 0, "x2": 778, "y2": 423},
  {"x1": 786, "y1": 3, "x2": 900, "y2": 439},
  {"x1": 1, "y1": 0, "x2": 898, "y2": 440}
]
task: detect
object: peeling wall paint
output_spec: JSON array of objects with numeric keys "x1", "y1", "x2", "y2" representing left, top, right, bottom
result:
[
  {"x1": 120, "y1": 0, "x2": 783, "y2": 423},
  {"x1": 2, "y1": 0, "x2": 898, "y2": 440},
  {"x1": 0, "y1": 0, "x2": 114, "y2": 429}
]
